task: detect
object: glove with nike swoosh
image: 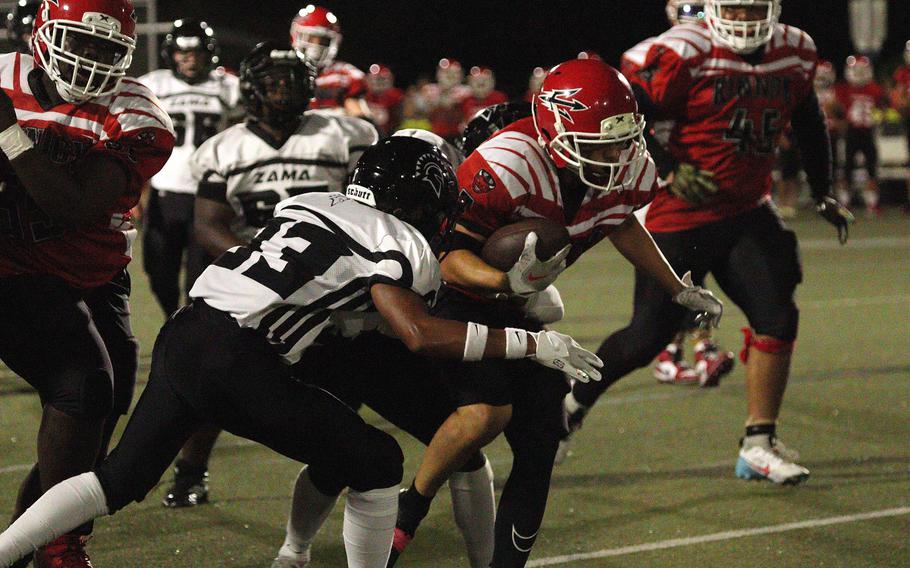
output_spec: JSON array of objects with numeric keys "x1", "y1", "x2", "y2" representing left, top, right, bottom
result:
[
  {"x1": 530, "y1": 330, "x2": 603, "y2": 383},
  {"x1": 673, "y1": 271, "x2": 724, "y2": 328},
  {"x1": 506, "y1": 232, "x2": 571, "y2": 297}
]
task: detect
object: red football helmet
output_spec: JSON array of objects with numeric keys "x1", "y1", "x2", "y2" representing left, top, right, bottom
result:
[
  {"x1": 32, "y1": 0, "x2": 136, "y2": 103},
  {"x1": 290, "y1": 5, "x2": 340, "y2": 68},
  {"x1": 532, "y1": 59, "x2": 647, "y2": 192},
  {"x1": 576, "y1": 50, "x2": 602, "y2": 61},
  {"x1": 366, "y1": 63, "x2": 394, "y2": 93},
  {"x1": 814, "y1": 60, "x2": 835, "y2": 91},
  {"x1": 468, "y1": 66, "x2": 495, "y2": 99},
  {"x1": 845, "y1": 55, "x2": 873, "y2": 87},
  {"x1": 436, "y1": 58, "x2": 463, "y2": 89}
]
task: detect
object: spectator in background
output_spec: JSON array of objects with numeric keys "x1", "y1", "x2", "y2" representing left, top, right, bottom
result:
[
  {"x1": 460, "y1": 66, "x2": 508, "y2": 128},
  {"x1": 836, "y1": 55, "x2": 888, "y2": 216},
  {"x1": 891, "y1": 41, "x2": 910, "y2": 210},
  {"x1": 365, "y1": 63, "x2": 404, "y2": 136}
]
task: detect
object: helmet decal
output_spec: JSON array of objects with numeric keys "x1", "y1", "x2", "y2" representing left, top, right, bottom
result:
[{"x1": 537, "y1": 88, "x2": 589, "y2": 124}]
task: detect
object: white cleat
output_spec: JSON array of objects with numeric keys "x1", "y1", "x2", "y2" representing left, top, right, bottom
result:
[
  {"x1": 271, "y1": 548, "x2": 310, "y2": 568},
  {"x1": 735, "y1": 445, "x2": 809, "y2": 485}
]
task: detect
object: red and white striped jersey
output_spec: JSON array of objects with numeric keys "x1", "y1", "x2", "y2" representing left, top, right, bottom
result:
[
  {"x1": 456, "y1": 117, "x2": 657, "y2": 265},
  {"x1": 834, "y1": 81, "x2": 886, "y2": 130},
  {"x1": 311, "y1": 61, "x2": 367, "y2": 111},
  {"x1": 0, "y1": 52, "x2": 175, "y2": 289},
  {"x1": 630, "y1": 22, "x2": 818, "y2": 232},
  {"x1": 621, "y1": 36, "x2": 658, "y2": 76}
]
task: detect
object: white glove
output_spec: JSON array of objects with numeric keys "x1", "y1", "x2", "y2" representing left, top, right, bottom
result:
[
  {"x1": 673, "y1": 271, "x2": 723, "y2": 328},
  {"x1": 529, "y1": 330, "x2": 603, "y2": 382},
  {"x1": 506, "y1": 232, "x2": 571, "y2": 296},
  {"x1": 522, "y1": 285, "x2": 565, "y2": 324}
]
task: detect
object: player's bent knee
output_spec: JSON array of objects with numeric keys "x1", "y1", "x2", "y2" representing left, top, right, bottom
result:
[
  {"x1": 457, "y1": 404, "x2": 511, "y2": 442},
  {"x1": 346, "y1": 428, "x2": 404, "y2": 492},
  {"x1": 46, "y1": 368, "x2": 114, "y2": 420},
  {"x1": 740, "y1": 327, "x2": 797, "y2": 363}
]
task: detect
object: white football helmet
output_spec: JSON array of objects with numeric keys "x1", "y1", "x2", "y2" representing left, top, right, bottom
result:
[{"x1": 704, "y1": 0, "x2": 781, "y2": 53}]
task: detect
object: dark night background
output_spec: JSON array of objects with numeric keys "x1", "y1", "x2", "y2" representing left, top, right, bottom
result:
[{"x1": 154, "y1": 1, "x2": 909, "y2": 96}]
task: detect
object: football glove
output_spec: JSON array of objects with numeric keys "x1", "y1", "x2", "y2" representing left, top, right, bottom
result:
[
  {"x1": 673, "y1": 271, "x2": 724, "y2": 328},
  {"x1": 815, "y1": 196, "x2": 855, "y2": 245},
  {"x1": 669, "y1": 163, "x2": 719, "y2": 206},
  {"x1": 530, "y1": 330, "x2": 603, "y2": 383},
  {"x1": 506, "y1": 232, "x2": 571, "y2": 296},
  {"x1": 521, "y1": 285, "x2": 565, "y2": 324}
]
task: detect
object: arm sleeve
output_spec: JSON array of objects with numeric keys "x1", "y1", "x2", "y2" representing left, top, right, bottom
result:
[{"x1": 790, "y1": 89, "x2": 833, "y2": 202}]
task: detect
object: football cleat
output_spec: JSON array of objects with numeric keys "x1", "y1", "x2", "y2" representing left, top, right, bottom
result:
[
  {"x1": 33, "y1": 535, "x2": 93, "y2": 568},
  {"x1": 162, "y1": 465, "x2": 209, "y2": 508},
  {"x1": 270, "y1": 551, "x2": 311, "y2": 568},
  {"x1": 735, "y1": 444, "x2": 810, "y2": 485},
  {"x1": 693, "y1": 339, "x2": 735, "y2": 387},
  {"x1": 653, "y1": 344, "x2": 700, "y2": 385}
]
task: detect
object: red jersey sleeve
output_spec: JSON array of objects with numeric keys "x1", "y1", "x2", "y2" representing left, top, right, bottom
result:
[
  {"x1": 631, "y1": 36, "x2": 699, "y2": 116},
  {"x1": 456, "y1": 150, "x2": 522, "y2": 238}
]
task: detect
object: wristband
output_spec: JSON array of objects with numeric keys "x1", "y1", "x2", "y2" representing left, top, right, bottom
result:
[
  {"x1": 463, "y1": 322, "x2": 489, "y2": 361},
  {"x1": 0, "y1": 123, "x2": 33, "y2": 161},
  {"x1": 503, "y1": 327, "x2": 529, "y2": 359}
]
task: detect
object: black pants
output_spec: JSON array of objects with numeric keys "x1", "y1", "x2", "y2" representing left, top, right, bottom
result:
[
  {"x1": 575, "y1": 203, "x2": 802, "y2": 406},
  {"x1": 844, "y1": 127, "x2": 878, "y2": 181},
  {"x1": 142, "y1": 190, "x2": 212, "y2": 316},
  {"x1": 96, "y1": 301, "x2": 403, "y2": 513}
]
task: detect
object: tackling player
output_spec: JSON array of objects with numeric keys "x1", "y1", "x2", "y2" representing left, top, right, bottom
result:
[
  {"x1": 389, "y1": 59, "x2": 724, "y2": 568},
  {"x1": 159, "y1": 42, "x2": 378, "y2": 509},
  {"x1": 0, "y1": 136, "x2": 601, "y2": 568},
  {"x1": 138, "y1": 18, "x2": 240, "y2": 317},
  {"x1": 291, "y1": 4, "x2": 371, "y2": 119},
  {"x1": 565, "y1": 0, "x2": 855, "y2": 485},
  {"x1": 0, "y1": 0, "x2": 174, "y2": 566}
]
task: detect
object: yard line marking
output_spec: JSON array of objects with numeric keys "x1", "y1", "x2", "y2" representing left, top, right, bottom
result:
[
  {"x1": 0, "y1": 464, "x2": 31, "y2": 474},
  {"x1": 526, "y1": 507, "x2": 910, "y2": 566},
  {"x1": 801, "y1": 295, "x2": 910, "y2": 309},
  {"x1": 800, "y1": 237, "x2": 910, "y2": 251}
]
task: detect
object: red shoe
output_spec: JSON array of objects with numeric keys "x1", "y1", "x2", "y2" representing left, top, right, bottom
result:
[
  {"x1": 694, "y1": 340, "x2": 735, "y2": 387},
  {"x1": 653, "y1": 344, "x2": 700, "y2": 385},
  {"x1": 34, "y1": 535, "x2": 93, "y2": 568}
]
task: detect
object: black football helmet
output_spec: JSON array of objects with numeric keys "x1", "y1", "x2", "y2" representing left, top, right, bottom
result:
[
  {"x1": 346, "y1": 137, "x2": 465, "y2": 245},
  {"x1": 239, "y1": 41, "x2": 316, "y2": 125},
  {"x1": 455, "y1": 101, "x2": 532, "y2": 157},
  {"x1": 161, "y1": 18, "x2": 219, "y2": 82},
  {"x1": 6, "y1": 0, "x2": 40, "y2": 54}
]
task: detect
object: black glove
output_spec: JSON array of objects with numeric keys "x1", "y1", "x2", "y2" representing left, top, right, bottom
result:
[{"x1": 815, "y1": 196, "x2": 855, "y2": 245}]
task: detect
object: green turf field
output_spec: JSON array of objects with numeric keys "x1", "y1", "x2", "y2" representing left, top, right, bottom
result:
[{"x1": 2, "y1": 211, "x2": 908, "y2": 567}]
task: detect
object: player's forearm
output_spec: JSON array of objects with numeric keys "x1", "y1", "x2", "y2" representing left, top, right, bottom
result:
[
  {"x1": 440, "y1": 249, "x2": 510, "y2": 293},
  {"x1": 608, "y1": 215, "x2": 683, "y2": 296},
  {"x1": 194, "y1": 221, "x2": 244, "y2": 258},
  {"x1": 400, "y1": 317, "x2": 538, "y2": 360},
  {"x1": 791, "y1": 90, "x2": 833, "y2": 201}
]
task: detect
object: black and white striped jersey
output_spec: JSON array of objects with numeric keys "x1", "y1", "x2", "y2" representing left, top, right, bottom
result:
[
  {"x1": 190, "y1": 110, "x2": 378, "y2": 241},
  {"x1": 189, "y1": 192, "x2": 440, "y2": 364},
  {"x1": 138, "y1": 68, "x2": 241, "y2": 194}
]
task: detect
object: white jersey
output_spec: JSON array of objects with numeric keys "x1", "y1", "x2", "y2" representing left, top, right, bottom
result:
[
  {"x1": 190, "y1": 111, "x2": 378, "y2": 241},
  {"x1": 139, "y1": 68, "x2": 241, "y2": 193},
  {"x1": 190, "y1": 192, "x2": 441, "y2": 364}
]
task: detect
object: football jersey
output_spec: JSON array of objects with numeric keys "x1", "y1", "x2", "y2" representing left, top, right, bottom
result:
[
  {"x1": 190, "y1": 192, "x2": 440, "y2": 363},
  {"x1": 0, "y1": 53, "x2": 175, "y2": 289},
  {"x1": 631, "y1": 22, "x2": 818, "y2": 232},
  {"x1": 834, "y1": 81, "x2": 885, "y2": 130},
  {"x1": 460, "y1": 90, "x2": 509, "y2": 127},
  {"x1": 622, "y1": 36, "x2": 675, "y2": 148},
  {"x1": 311, "y1": 61, "x2": 367, "y2": 110},
  {"x1": 190, "y1": 110, "x2": 378, "y2": 242},
  {"x1": 457, "y1": 117, "x2": 657, "y2": 265},
  {"x1": 892, "y1": 66, "x2": 910, "y2": 118},
  {"x1": 422, "y1": 83, "x2": 472, "y2": 140},
  {"x1": 139, "y1": 68, "x2": 240, "y2": 194},
  {"x1": 366, "y1": 87, "x2": 405, "y2": 136}
]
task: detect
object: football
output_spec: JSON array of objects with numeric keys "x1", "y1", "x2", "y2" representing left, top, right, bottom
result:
[{"x1": 481, "y1": 218, "x2": 571, "y2": 271}]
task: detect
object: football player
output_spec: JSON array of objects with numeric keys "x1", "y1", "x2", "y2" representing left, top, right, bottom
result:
[
  {"x1": 4, "y1": 0, "x2": 40, "y2": 53},
  {"x1": 158, "y1": 41, "x2": 378, "y2": 509},
  {"x1": 814, "y1": 61, "x2": 845, "y2": 200},
  {"x1": 138, "y1": 18, "x2": 240, "y2": 318},
  {"x1": 616, "y1": 0, "x2": 737, "y2": 392},
  {"x1": 891, "y1": 41, "x2": 910, "y2": 210},
  {"x1": 365, "y1": 63, "x2": 404, "y2": 135},
  {"x1": 388, "y1": 59, "x2": 724, "y2": 568},
  {"x1": 291, "y1": 4, "x2": 371, "y2": 119},
  {"x1": 413, "y1": 58, "x2": 472, "y2": 142},
  {"x1": 566, "y1": 0, "x2": 855, "y2": 486},
  {"x1": 835, "y1": 55, "x2": 887, "y2": 216},
  {"x1": 0, "y1": 0, "x2": 175, "y2": 566},
  {"x1": 460, "y1": 66, "x2": 508, "y2": 127},
  {"x1": 0, "y1": 136, "x2": 601, "y2": 568},
  {"x1": 455, "y1": 101, "x2": 532, "y2": 159}
]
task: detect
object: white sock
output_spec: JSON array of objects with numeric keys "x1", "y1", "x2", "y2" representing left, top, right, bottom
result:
[
  {"x1": 278, "y1": 466, "x2": 340, "y2": 562},
  {"x1": 0, "y1": 472, "x2": 109, "y2": 566},
  {"x1": 449, "y1": 457, "x2": 496, "y2": 568},
  {"x1": 742, "y1": 433, "x2": 773, "y2": 451},
  {"x1": 564, "y1": 392, "x2": 587, "y2": 415},
  {"x1": 343, "y1": 485, "x2": 398, "y2": 568},
  {"x1": 862, "y1": 189, "x2": 879, "y2": 208}
]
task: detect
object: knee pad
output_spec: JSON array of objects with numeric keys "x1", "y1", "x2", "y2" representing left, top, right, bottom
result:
[
  {"x1": 740, "y1": 327, "x2": 796, "y2": 364},
  {"x1": 345, "y1": 428, "x2": 404, "y2": 492},
  {"x1": 46, "y1": 367, "x2": 114, "y2": 420}
]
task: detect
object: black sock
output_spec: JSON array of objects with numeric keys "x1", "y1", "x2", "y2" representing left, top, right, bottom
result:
[
  {"x1": 745, "y1": 423, "x2": 776, "y2": 439},
  {"x1": 396, "y1": 481, "x2": 432, "y2": 535},
  {"x1": 174, "y1": 459, "x2": 207, "y2": 479}
]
